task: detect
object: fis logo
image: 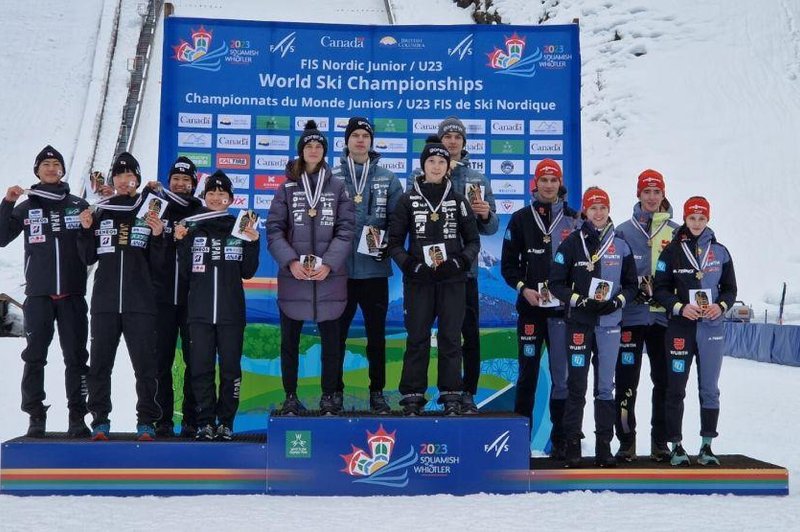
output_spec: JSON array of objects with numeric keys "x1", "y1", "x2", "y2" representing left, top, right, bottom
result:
[
  {"x1": 270, "y1": 32, "x2": 296, "y2": 58},
  {"x1": 448, "y1": 34, "x2": 474, "y2": 60},
  {"x1": 484, "y1": 430, "x2": 511, "y2": 457}
]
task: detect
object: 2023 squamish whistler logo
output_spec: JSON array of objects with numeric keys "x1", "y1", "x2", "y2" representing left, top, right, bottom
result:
[
  {"x1": 486, "y1": 33, "x2": 542, "y2": 78},
  {"x1": 172, "y1": 26, "x2": 228, "y2": 71},
  {"x1": 340, "y1": 425, "x2": 418, "y2": 488}
]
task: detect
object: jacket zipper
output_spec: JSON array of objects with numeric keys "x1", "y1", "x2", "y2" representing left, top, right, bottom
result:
[
  {"x1": 311, "y1": 210, "x2": 318, "y2": 322},
  {"x1": 213, "y1": 265, "x2": 218, "y2": 324},
  {"x1": 55, "y1": 237, "x2": 61, "y2": 295},
  {"x1": 119, "y1": 249, "x2": 124, "y2": 313},
  {"x1": 173, "y1": 254, "x2": 179, "y2": 305}
]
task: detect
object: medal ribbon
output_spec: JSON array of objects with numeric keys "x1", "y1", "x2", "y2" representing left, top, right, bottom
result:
[
  {"x1": 90, "y1": 194, "x2": 144, "y2": 212},
  {"x1": 630, "y1": 215, "x2": 669, "y2": 246},
  {"x1": 680, "y1": 241, "x2": 711, "y2": 276},
  {"x1": 581, "y1": 227, "x2": 615, "y2": 266},
  {"x1": 180, "y1": 210, "x2": 230, "y2": 223},
  {"x1": 413, "y1": 177, "x2": 451, "y2": 219},
  {"x1": 301, "y1": 171, "x2": 325, "y2": 212},
  {"x1": 347, "y1": 157, "x2": 370, "y2": 199},
  {"x1": 531, "y1": 203, "x2": 563, "y2": 239},
  {"x1": 24, "y1": 188, "x2": 67, "y2": 202}
]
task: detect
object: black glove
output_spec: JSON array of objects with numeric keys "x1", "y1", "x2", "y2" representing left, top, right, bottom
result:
[
  {"x1": 634, "y1": 289, "x2": 652, "y2": 305},
  {"x1": 403, "y1": 258, "x2": 434, "y2": 282},
  {"x1": 433, "y1": 255, "x2": 466, "y2": 281},
  {"x1": 372, "y1": 241, "x2": 389, "y2": 262},
  {"x1": 574, "y1": 296, "x2": 604, "y2": 313},
  {"x1": 598, "y1": 295, "x2": 625, "y2": 315}
]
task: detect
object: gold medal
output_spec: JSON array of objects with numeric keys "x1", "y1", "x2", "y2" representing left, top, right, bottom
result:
[
  {"x1": 591, "y1": 254, "x2": 599, "y2": 263},
  {"x1": 696, "y1": 271, "x2": 704, "y2": 280},
  {"x1": 430, "y1": 212, "x2": 440, "y2": 222},
  {"x1": 354, "y1": 194, "x2": 363, "y2": 204},
  {"x1": 543, "y1": 235, "x2": 551, "y2": 244},
  {"x1": 308, "y1": 208, "x2": 317, "y2": 218}
]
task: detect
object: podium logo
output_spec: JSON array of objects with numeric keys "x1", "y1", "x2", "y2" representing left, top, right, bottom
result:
[
  {"x1": 484, "y1": 430, "x2": 511, "y2": 457},
  {"x1": 286, "y1": 430, "x2": 311, "y2": 458},
  {"x1": 341, "y1": 424, "x2": 419, "y2": 488}
]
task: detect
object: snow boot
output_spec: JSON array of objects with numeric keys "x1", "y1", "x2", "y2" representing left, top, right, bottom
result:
[
  {"x1": 564, "y1": 438, "x2": 582, "y2": 468},
  {"x1": 26, "y1": 406, "x2": 49, "y2": 438}
]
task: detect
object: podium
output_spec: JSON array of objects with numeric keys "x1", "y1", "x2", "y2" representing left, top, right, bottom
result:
[{"x1": 0, "y1": 413, "x2": 788, "y2": 497}]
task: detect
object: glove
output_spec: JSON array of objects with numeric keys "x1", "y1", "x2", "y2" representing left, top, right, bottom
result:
[
  {"x1": 433, "y1": 255, "x2": 466, "y2": 281},
  {"x1": 634, "y1": 289, "x2": 652, "y2": 305},
  {"x1": 598, "y1": 295, "x2": 625, "y2": 315},
  {"x1": 574, "y1": 296, "x2": 604, "y2": 313},
  {"x1": 372, "y1": 241, "x2": 389, "y2": 262},
  {"x1": 403, "y1": 258, "x2": 434, "y2": 282}
]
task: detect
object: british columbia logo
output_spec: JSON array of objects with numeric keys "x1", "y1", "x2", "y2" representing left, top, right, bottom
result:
[
  {"x1": 487, "y1": 33, "x2": 542, "y2": 78},
  {"x1": 340, "y1": 425, "x2": 418, "y2": 488},
  {"x1": 173, "y1": 26, "x2": 228, "y2": 71}
]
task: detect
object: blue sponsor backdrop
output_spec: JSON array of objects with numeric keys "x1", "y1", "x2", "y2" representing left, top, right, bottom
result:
[
  {"x1": 160, "y1": 18, "x2": 582, "y2": 324},
  {"x1": 159, "y1": 19, "x2": 582, "y2": 448}
]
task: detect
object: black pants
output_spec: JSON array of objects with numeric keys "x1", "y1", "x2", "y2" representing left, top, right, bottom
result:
[
  {"x1": 399, "y1": 281, "x2": 465, "y2": 398},
  {"x1": 189, "y1": 322, "x2": 244, "y2": 428},
  {"x1": 280, "y1": 310, "x2": 340, "y2": 395},
  {"x1": 20, "y1": 295, "x2": 89, "y2": 417},
  {"x1": 462, "y1": 277, "x2": 481, "y2": 395},
  {"x1": 513, "y1": 310, "x2": 550, "y2": 423},
  {"x1": 87, "y1": 312, "x2": 160, "y2": 427},
  {"x1": 154, "y1": 303, "x2": 196, "y2": 428},
  {"x1": 615, "y1": 324, "x2": 669, "y2": 445},
  {"x1": 337, "y1": 277, "x2": 388, "y2": 392}
]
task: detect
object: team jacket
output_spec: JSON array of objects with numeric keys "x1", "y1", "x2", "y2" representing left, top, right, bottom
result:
[
  {"x1": 266, "y1": 166, "x2": 355, "y2": 322},
  {"x1": 152, "y1": 192, "x2": 205, "y2": 306},
  {"x1": 0, "y1": 182, "x2": 88, "y2": 297},
  {"x1": 548, "y1": 220, "x2": 638, "y2": 327},
  {"x1": 653, "y1": 225, "x2": 737, "y2": 324},
  {"x1": 388, "y1": 174, "x2": 481, "y2": 284},
  {"x1": 77, "y1": 193, "x2": 164, "y2": 315},
  {"x1": 617, "y1": 203, "x2": 679, "y2": 327},
  {"x1": 178, "y1": 214, "x2": 260, "y2": 325},
  {"x1": 500, "y1": 197, "x2": 581, "y2": 316},
  {"x1": 408, "y1": 151, "x2": 497, "y2": 277},
  {"x1": 331, "y1": 150, "x2": 403, "y2": 279}
]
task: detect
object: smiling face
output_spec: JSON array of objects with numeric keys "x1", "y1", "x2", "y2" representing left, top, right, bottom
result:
[
  {"x1": 37, "y1": 158, "x2": 63, "y2": 184},
  {"x1": 169, "y1": 173, "x2": 194, "y2": 194},
  {"x1": 639, "y1": 187, "x2": 664, "y2": 213},
  {"x1": 586, "y1": 203, "x2": 610, "y2": 228},
  {"x1": 112, "y1": 171, "x2": 138, "y2": 196},
  {"x1": 204, "y1": 189, "x2": 230, "y2": 211},
  {"x1": 685, "y1": 213, "x2": 708, "y2": 236}
]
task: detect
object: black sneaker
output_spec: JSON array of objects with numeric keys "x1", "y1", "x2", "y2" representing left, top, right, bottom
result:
[
  {"x1": 595, "y1": 440, "x2": 617, "y2": 468},
  {"x1": 369, "y1": 391, "x2": 391, "y2": 415},
  {"x1": 279, "y1": 393, "x2": 306, "y2": 416},
  {"x1": 550, "y1": 439, "x2": 567, "y2": 461},
  {"x1": 27, "y1": 415, "x2": 47, "y2": 438},
  {"x1": 216, "y1": 425, "x2": 233, "y2": 441},
  {"x1": 697, "y1": 443, "x2": 720, "y2": 466},
  {"x1": 179, "y1": 424, "x2": 197, "y2": 439},
  {"x1": 195, "y1": 424, "x2": 216, "y2": 441},
  {"x1": 564, "y1": 439, "x2": 582, "y2": 468},
  {"x1": 333, "y1": 391, "x2": 344, "y2": 412},
  {"x1": 650, "y1": 440, "x2": 671, "y2": 462},
  {"x1": 615, "y1": 440, "x2": 637, "y2": 463},
  {"x1": 155, "y1": 423, "x2": 175, "y2": 438},
  {"x1": 460, "y1": 393, "x2": 479, "y2": 415},
  {"x1": 442, "y1": 400, "x2": 461, "y2": 416},
  {"x1": 67, "y1": 413, "x2": 91, "y2": 438},
  {"x1": 319, "y1": 394, "x2": 340, "y2": 416},
  {"x1": 402, "y1": 401, "x2": 423, "y2": 416}
]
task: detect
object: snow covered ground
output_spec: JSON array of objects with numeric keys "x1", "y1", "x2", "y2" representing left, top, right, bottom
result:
[{"x1": 2, "y1": 0, "x2": 800, "y2": 529}]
